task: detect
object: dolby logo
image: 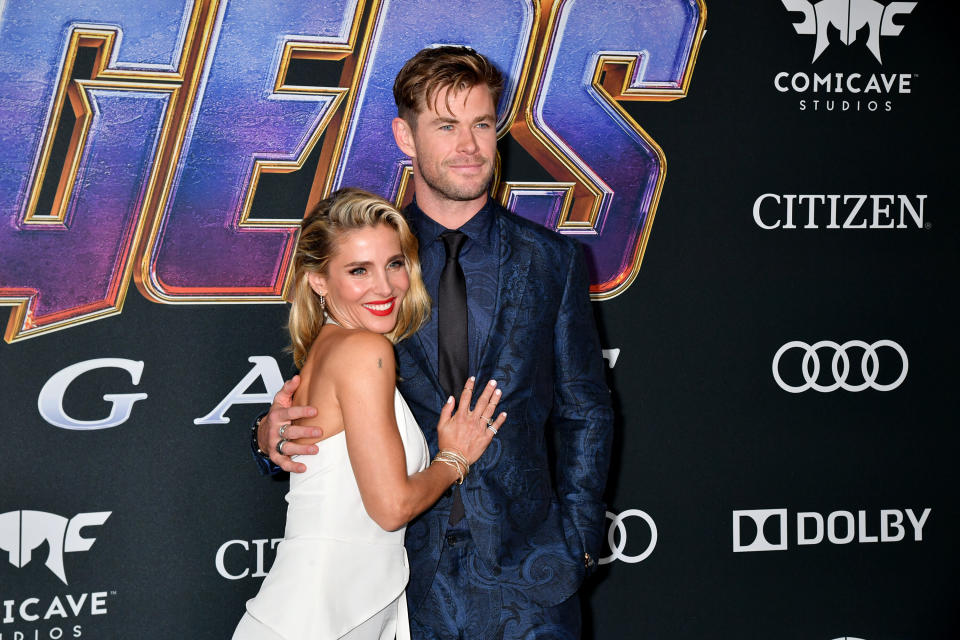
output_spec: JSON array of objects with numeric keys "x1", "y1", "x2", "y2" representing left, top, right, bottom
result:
[{"x1": 732, "y1": 507, "x2": 930, "y2": 552}]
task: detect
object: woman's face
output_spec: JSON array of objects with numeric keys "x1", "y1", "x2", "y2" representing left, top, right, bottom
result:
[{"x1": 308, "y1": 223, "x2": 410, "y2": 334}]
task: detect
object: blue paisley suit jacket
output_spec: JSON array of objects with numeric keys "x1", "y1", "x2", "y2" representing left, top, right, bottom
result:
[{"x1": 397, "y1": 201, "x2": 614, "y2": 611}]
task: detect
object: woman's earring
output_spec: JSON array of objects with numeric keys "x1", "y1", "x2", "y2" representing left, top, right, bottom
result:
[{"x1": 319, "y1": 294, "x2": 326, "y2": 308}]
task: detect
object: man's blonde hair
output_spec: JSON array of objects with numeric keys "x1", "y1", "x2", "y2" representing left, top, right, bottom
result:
[{"x1": 393, "y1": 45, "x2": 504, "y2": 125}]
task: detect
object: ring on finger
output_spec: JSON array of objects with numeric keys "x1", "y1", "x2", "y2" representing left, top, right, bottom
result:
[
  {"x1": 278, "y1": 423, "x2": 290, "y2": 439},
  {"x1": 276, "y1": 438, "x2": 290, "y2": 455},
  {"x1": 486, "y1": 424, "x2": 499, "y2": 435}
]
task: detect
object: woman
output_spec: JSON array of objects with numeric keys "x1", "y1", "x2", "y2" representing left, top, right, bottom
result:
[{"x1": 233, "y1": 188, "x2": 505, "y2": 639}]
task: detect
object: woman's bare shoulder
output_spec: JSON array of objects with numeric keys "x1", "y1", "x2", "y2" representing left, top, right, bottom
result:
[{"x1": 321, "y1": 328, "x2": 396, "y2": 375}]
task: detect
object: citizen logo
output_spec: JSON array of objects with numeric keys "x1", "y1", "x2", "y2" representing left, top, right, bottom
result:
[
  {"x1": 753, "y1": 194, "x2": 925, "y2": 230},
  {"x1": 0, "y1": 510, "x2": 111, "y2": 585},
  {"x1": 782, "y1": 0, "x2": 916, "y2": 64},
  {"x1": 733, "y1": 508, "x2": 931, "y2": 552},
  {"x1": 599, "y1": 509, "x2": 657, "y2": 565},
  {"x1": 772, "y1": 340, "x2": 908, "y2": 393},
  {"x1": 215, "y1": 537, "x2": 283, "y2": 580}
]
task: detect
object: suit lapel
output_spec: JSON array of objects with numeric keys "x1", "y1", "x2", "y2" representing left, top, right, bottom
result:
[
  {"x1": 477, "y1": 211, "x2": 533, "y2": 389},
  {"x1": 399, "y1": 315, "x2": 444, "y2": 407}
]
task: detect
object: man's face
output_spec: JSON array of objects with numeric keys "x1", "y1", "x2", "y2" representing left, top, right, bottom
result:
[{"x1": 400, "y1": 84, "x2": 498, "y2": 207}]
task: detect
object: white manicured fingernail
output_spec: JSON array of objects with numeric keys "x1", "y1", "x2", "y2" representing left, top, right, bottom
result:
[
  {"x1": 495, "y1": 389, "x2": 502, "y2": 396},
  {"x1": 446, "y1": 396, "x2": 454, "y2": 404}
]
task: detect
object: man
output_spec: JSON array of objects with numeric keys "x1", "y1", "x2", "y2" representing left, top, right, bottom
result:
[{"x1": 253, "y1": 46, "x2": 613, "y2": 639}]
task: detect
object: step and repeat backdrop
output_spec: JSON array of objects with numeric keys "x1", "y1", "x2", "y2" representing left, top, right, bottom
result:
[{"x1": 1, "y1": 1, "x2": 956, "y2": 638}]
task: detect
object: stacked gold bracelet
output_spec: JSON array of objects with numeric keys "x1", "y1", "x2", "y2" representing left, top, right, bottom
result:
[{"x1": 432, "y1": 449, "x2": 470, "y2": 485}]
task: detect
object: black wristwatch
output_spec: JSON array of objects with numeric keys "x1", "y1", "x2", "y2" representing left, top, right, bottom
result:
[{"x1": 251, "y1": 411, "x2": 282, "y2": 476}]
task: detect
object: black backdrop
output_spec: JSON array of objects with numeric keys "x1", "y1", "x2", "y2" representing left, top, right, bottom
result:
[{"x1": 1, "y1": 1, "x2": 957, "y2": 638}]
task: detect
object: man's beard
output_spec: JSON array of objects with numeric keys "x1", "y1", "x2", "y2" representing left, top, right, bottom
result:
[{"x1": 416, "y1": 158, "x2": 493, "y2": 202}]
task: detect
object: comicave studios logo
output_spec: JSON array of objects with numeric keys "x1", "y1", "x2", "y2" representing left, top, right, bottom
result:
[
  {"x1": 772, "y1": 340, "x2": 908, "y2": 393},
  {"x1": 776, "y1": 0, "x2": 917, "y2": 112},
  {"x1": 0, "y1": 510, "x2": 113, "y2": 637},
  {"x1": 0, "y1": 510, "x2": 110, "y2": 585},
  {"x1": 733, "y1": 507, "x2": 931, "y2": 551}
]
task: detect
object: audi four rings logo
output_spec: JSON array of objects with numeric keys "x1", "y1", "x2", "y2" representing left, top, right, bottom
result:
[
  {"x1": 600, "y1": 510, "x2": 657, "y2": 564},
  {"x1": 772, "y1": 340, "x2": 908, "y2": 393}
]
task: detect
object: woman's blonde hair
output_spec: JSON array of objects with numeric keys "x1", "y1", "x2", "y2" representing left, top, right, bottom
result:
[{"x1": 287, "y1": 188, "x2": 430, "y2": 368}]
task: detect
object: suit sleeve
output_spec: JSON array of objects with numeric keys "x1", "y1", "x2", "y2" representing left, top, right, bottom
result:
[{"x1": 550, "y1": 241, "x2": 615, "y2": 573}]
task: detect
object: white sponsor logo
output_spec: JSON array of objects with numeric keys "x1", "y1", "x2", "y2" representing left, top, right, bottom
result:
[
  {"x1": 733, "y1": 508, "x2": 931, "y2": 552},
  {"x1": 753, "y1": 194, "x2": 925, "y2": 230},
  {"x1": 775, "y1": 1, "x2": 917, "y2": 111},
  {"x1": 773, "y1": 71, "x2": 911, "y2": 96},
  {"x1": 0, "y1": 511, "x2": 111, "y2": 585},
  {"x1": 732, "y1": 509, "x2": 788, "y2": 552},
  {"x1": 772, "y1": 340, "x2": 908, "y2": 393},
  {"x1": 215, "y1": 538, "x2": 283, "y2": 580},
  {"x1": 599, "y1": 509, "x2": 657, "y2": 564},
  {"x1": 782, "y1": 0, "x2": 917, "y2": 64},
  {"x1": 601, "y1": 348, "x2": 620, "y2": 369},
  {"x1": 1, "y1": 592, "x2": 109, "y2": 625}
]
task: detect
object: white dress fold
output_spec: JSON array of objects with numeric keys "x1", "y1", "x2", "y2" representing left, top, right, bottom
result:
[{"x1": 236, "y1": 390, "x2": 429, "y2": 639}]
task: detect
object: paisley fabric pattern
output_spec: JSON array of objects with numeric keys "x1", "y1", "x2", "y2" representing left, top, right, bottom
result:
[
  {"x1": 409, "y1": 530, "x2": 582, "y2": 640},
  {"x1": 397, "y1": 200, "x2": 614, "y2": 637}
]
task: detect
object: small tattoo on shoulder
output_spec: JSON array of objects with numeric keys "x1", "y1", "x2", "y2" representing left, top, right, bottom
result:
[{"x1": 378, "y1": 358, "x2": 382, "y2": 369}]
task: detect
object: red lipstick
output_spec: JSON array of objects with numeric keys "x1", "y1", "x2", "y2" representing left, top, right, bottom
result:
[{"x1": 363, "y1": 298, "x2": 396, "y2": 316}]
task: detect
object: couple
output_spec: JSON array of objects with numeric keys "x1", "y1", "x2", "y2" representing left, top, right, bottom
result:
[{"x1": 237, "y1": 46, "x2": 614, "y2": 639}]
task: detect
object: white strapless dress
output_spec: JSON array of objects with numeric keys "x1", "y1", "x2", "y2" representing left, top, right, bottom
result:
[{"x1": 235, "y1": 389, "x2": 429, "y2": 639}]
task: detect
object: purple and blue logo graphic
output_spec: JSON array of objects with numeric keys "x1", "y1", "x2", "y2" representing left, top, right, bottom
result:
[{"x1": 0, "y1": 0, "x2": 705, "y2": 342}]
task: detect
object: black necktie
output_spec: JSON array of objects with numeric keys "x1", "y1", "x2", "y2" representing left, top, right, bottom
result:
[
  {"x1": 438, "y1": 230, "x2": 468, "y2": 525},
  {"x1": 438, "y1": 231, "x2": 468, "y2": 400}
]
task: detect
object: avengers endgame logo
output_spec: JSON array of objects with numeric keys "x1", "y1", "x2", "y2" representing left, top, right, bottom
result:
[
  {"x1": 0, "y1": 0, "x2": 706, "y2": 343},
  {"x1": 775, "y1": 0, "x2": 918, "y2": 112}
]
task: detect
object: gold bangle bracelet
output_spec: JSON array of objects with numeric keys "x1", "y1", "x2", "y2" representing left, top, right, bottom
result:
[
  {"x1": 435, "y1": 449, "x2": 470, "y2": 476},
  {"x1": 432, "y1": 456, "x2": 465, "y2": 484}
]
